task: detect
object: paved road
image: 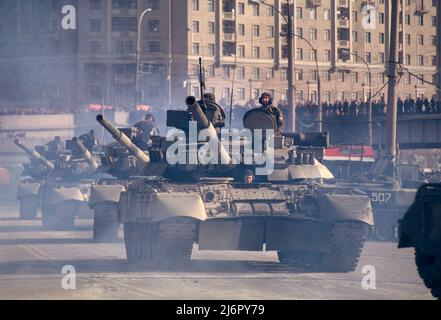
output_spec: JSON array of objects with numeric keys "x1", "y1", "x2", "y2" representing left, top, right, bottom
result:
[{"x1": 0, "y1": 207, "x2": 434, "y2": 300}]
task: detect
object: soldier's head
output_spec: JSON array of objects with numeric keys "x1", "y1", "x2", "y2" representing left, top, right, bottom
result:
[
  {"x1": 243, "y1": 169, "x2": 255, "y2": 184},
  {"x1": 54, "y1": 136, "x2": 61, "y2": 142},
  {"x1": 145, "y1": 113, "x2": 155, "y2": 122},
  {"x1": 89, "y1": 130, "x2": 95, "y2": 135},
  {"x1": 259, "y1": 92, "x2": 273, "y2": 107},
  {"x1": 203, "y1": 93, "x2": 216, "y2": 103}
]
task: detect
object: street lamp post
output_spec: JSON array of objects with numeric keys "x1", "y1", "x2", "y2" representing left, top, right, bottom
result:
[
  {"x1": 257, "y1": 0, "x2": 322, "y2": 132},
  {"x1": 135, "y1": 8, "x2": 152, "y2": 107},
  {"x1": 341, "y1": 49, "x2": 372, "y2": 146}
]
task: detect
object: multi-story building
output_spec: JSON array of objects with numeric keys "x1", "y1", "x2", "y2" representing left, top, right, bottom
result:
[{"x1": 0, "y1": 0, "x2": 439, "y2": 111}]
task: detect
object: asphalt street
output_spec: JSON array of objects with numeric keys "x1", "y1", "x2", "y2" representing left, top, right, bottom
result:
[{"x1": 0, "y1": 207, "x2": 434, "y2": 300}]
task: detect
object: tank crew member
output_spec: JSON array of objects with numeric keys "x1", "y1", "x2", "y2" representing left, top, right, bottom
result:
[
  {"x1": 46, "y1": 136, "x2": 64, "y2": 160},
  {"x1": 197, "y1": 93, "x2": 226, "y2": 131},
  {"x1": 133, "y1": 114, "x2": 157, "y2": 149},
  {"x1": 257, "y1": 92, "x2": 284, "y2": 134},
  {"x1": 79, "y1": 130, "x2": 99, "y2": 152}
]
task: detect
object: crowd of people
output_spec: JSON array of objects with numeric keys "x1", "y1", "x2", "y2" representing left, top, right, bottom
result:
[{"x1": 289, "y1": 96, "x2": 441, "y2": 121}]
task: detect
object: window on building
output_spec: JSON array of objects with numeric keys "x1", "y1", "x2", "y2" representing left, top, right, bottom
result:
[
  {"x1": 418, "y1": 35, "x2": 424, "y2": 45},
  {"x1": 406, "y1": 54, "x2": 411, "y2": 65},
  {"x1": 148, "y1": 20, "x2": 160, "y2": 32},
  {"x1": 192, "y1": 21, "x2": 200, "y2": 33},
  {"x1": 324, "y1": 9, "x2": 330, "y2": 20},
  {"x1": 366, "y1": 52, "x2": 372, "y2": 63},
  {"x1": 148, "y1": 0, "x2": 159, "y2": 10},
  {"x1": 148, "y1": 41, "x2": 160, "y2": 53},
  {"x1": 268, "y1": 47, "x2": 274, "y2": 59},
  {"x1": 431, "y1": 16, "x2": 437, "y2": 26},
  {"x1": 352, "y1": 11, "x2": 358, "y2": 22},
  {"x1": 267, "y1": 68, "x2": 274, "y2": 78},
  {"x1": 268, "y1": 26, "x2": 274, "y2": 38},
  {"x1": 90, "y1": 19, "x2": 101, "y2": 32},
  {"x1": 208, "y1": 21, "x2": 215, "y2": 34},
  {"x1": 253, "y1": 25, "x2": 260, "y2": 37},
  {"x1": 253, "y1": 46, "x2": 260, "y2": 58},
  {"x1": 90, "y1": 0, "x2": 101, "y2": 10},
  {"x1": 417, "y1": 55, "x2": 424, "y2": 66},
  {"x1": 117, "y1": 40, "x2": 134, "y2": 53},
  {"x1": 295, "y1": 69, "x2": 303, "y2": 81},
  {"x1": 252, "y1": 67, "x2": 260, "y2": 80},
  {"x1": 310, "y1": 8, "x2": 317, "y2": 19},
  {"x1": 324, "y1": 29, "x2": 331, "y2": 41},
  {"x1": 238, "y1": 24, "x2": 245, "y2": 36},
  {"x1": 252, "y1": 3, "x2": 259, "y2": 16},
  {"x1": 405, "y1": 14, "x2": 411, "y2": 25},
  {"x1": 310, "y1": 49, "x2": 316, "y2": 61},
  {"x1": 192, "y1": 0, "x2": 199, "y2": 11},
  {"x1": 112, "y1": 17, "x2": 137, "y2": 32},
  {"x1": 366, "y1": 32, "x2": 371, "y2": 43},
  {"x1": 281, "y1": 68, "x2": 287, "y2": 81},
  {"x1": 418, "y1": 15, "x2": 424, "y2": 26},
  {"x1": 192, "y1": 42, "x2": 200, "y2": 55},
  {"x1": 238, "y1": 2, "x2": 245, "y2": 14},
  {"x1": 207, "y1": 0, "x2": 215, "y2": 12},
  {"x1": 352, "y1": 31, "x2": 358, "y2": 42},
  {"x1": 296, "y1": 48, "x2": 303, "y2": 60},
  {"x1": 238, "y1": 45, "x2": 245, "y2": 57},
  {"x1": 324, "y1": 50, "x2": 331, "y2": 61},
  {"x1": 309, "y1": 28, "x2": 317, "y2": 41},
  {"x1": 90, "y1": 40, "x2": 101, "y2": 54},
  {"x1": 296, "y1": 7, "x2": 302, "y2": 19},
  {"x1": 379, "y1": 52, "x2": 385, "y2": 64},
  {"x1": 406, "y1": 34, "x2": 411, "y2": 45},
  {"x1": 379, "y1": 12, "x2": 385, "y2": 24},
  {"x1": 379, "y1": 33, "x2": 384, "y2": 44},
  {"x1": 238, "y1": 88, "x2": 246, "y2": 100},
  {"x1": 296, "y1": 27, "x2": 303, "y2": 37},
  {"x1": 237, "y1": 67, "x2": 245, "y2": 79},
  {"x1": 432, "y1": 36, "x2": 437, "y2": 46},
  {"x1": 112, "y1": 0, "x2": 138, "y2": 9},
  {"x1": 208, "y1": 44, "x2": 215, "y2": 56}
]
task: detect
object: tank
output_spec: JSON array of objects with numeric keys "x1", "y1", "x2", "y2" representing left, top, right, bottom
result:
[
  {"x1": 14, "y1": 137, "x2": 98, "y2": 228},
  {"x1": 322, "y1": 145, "x2": 417, "y2": 241},
  {"x1": 14, "y1": 139, "x2": 54, "y2": 220},
  {"x1": 100, "y1": 96, "x2": 374, "y2": 271},
  {"x1": 398, "y1": 183, "x2": 441, "y2": 299}
]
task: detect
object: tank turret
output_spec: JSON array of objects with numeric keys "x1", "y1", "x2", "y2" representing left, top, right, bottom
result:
[
  {"x1": 14, "y1": 139, "x2": 55, "y2": 171},
  {"x1": 72, "y1": 137, "x2": 99, "y2": 171},
  {"x1": 185, "y1": 96, "x2": 232, "y2": 165},
  {"x1": 96, "y1": 114, "x2": 150, "y2": 165}
]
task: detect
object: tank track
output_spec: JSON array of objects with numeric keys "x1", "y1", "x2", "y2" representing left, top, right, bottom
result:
[
  {"x1": 415, "y1": 251, "x2": 441, "y2": 299},
  {"x1": 321, "y1": 222, "x2": 369, "y2": 272},
  {"x1": 93, "y1": 207, "x2": 119, "y2": 243},
  {"x1": 124, "y1": 217, "x2": 196, "y2": 267}
]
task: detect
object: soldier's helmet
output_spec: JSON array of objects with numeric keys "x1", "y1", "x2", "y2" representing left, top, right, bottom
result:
[
  {"x1": 203, "y1": 92, "x2": 216, "y2": 103},
  {"x1": 259, "y1": 92, "x2": 273, "y2": 106}
]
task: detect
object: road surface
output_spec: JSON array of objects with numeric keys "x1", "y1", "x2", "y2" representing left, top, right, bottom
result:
[{"x1": 0, "y1": 207, "x2": 434, "y2": 300}]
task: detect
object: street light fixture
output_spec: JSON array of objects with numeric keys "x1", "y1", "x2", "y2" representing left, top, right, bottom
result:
[
  {"x1": 135, "y1": 8, "x2": 153, "y2": 107},
  {"x1": 341, "y1": 49, "x2": 373, "y2": 146}
]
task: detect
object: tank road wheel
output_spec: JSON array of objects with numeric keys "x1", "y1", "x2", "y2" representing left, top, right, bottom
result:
[
  {"x1": 19, "y1": 195, "x2": 39, "y2": 220},
  {"x1": 93, "y1": 204, "x2": 119, "y2": 243},
  {"x1": 373, "y1": 224, "x2": 396, "y2": 242},
  {"x1": 124, "y1": 217, "x2": 196, "y2": 268},
  {"x1": 321, "y1": 222, "x2": 370, "y2": 272},
  {"x1": 415, "y1": 250, "x2": 441, "y2": 299}
]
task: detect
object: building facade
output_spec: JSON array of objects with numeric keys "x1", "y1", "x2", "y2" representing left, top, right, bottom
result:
[{"x1": 0, "y1": 0, "x2": 439, "y2": 111}]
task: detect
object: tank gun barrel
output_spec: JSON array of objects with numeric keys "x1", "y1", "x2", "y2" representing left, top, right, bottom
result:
[
  {"x1": 72, "y1": 137, "x2": 99, "y2": 171},
  {"x1": 185, "y1": 96, "x2": 232, "y2": 165},
  {"x1": 14, "y1": 139, "x2": 55, "y2": 170},
  {"x1": 96, "y1": 115, "x2": 150, "y2": 165}
]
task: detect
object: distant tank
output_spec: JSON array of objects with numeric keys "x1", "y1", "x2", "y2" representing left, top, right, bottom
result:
[
  {"x1": 323, "y1": 144, "x2": 417, "y2": 241},
  {"x1": 14, "y1": 139, "x2": 54, "y2": 220},
  {"x1": 104, "y1": 96, "x2": 374, "y2": 271},
  {"x1": 398, "y1": 183, "x2": 441, "y2": 299},
  {"x1": 14, "y1": 137, "x2": 98, "y2": 228}
]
